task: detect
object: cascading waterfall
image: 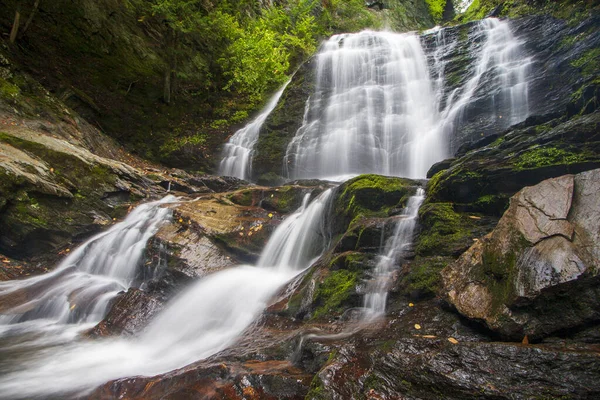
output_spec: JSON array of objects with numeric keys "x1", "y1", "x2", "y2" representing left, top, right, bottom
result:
[
  {"x1": 0, "y1": 196, "x2": 174, "y2": 337},
  {"x1": 363, "y1": 188, "x2": 425, "y2": 318},
  {"x1": 219, "y1": 80, "x2": 290, "y2": 180},
  {"x1": 441, "y1": 18, "x2": 532, "y2": 134},
  {"x1": 285, "y1": 31, "x2": 444, "y2": 180},
  {"x1": 0, "y1": 189, "x2": 332, "y2": 399},
  {"x1": 285, "y1": 19, "x2": 531, "y2": 181}
]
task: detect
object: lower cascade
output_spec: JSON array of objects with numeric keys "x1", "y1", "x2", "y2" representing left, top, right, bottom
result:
[
  {"x1": 0, "y1": 190, "x2": 333, "y2": 398},
  {"x1": 0, "y1": 196, "x2": 174, "y2": 336},
  {"x1": 364, "y1": 188, "x2": 425, "y2": 318}
]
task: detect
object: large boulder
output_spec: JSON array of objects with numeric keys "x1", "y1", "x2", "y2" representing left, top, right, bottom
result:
[{"x1": 442, "y1": 169, "x2": 600, "y2": 340}]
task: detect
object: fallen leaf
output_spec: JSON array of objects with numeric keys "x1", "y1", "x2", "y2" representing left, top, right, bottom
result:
[
  {"x1": 239, "y1": 232, "x2": 244, "y2": 236},
  {"x1": 70, "y1": 304, "x2": 76, "y2": 311},
  {"x1": 422, "y1": 335, "x2": 436, "y2": 338},
  {"x1": 270, "y1": 194, "x2": 274, "y2": 198},
  {"x1": 414, "y1": 324, "x2": 421, "y2": 330},
  {"x1": 408, "y1": 302, "x2": 414, "y2": 307},
  {"x1": 248, "y1": 232, "x2": 253, "y2": 236},
  {"x1": 50, "y1": 168, "x2": 54, "y2": 173},
  {"x1": 2, "y1": 259, "x2": 10, "y2": 263},
  {"x1": 178, "y1": 218, "x2": 183, "y2": 223},
  {"x1": 448, "y1": 337, "x2": 459, "y2": 344},
  {"x1": 522, "y1": 335, "x2": 529, "y2": 345},
  {"x1": 268, "y1": 213, "x2": 273, "y2": 218},
  {"x1": 65, "y1": 249, "x2": 70, "y2": 253},
  {"x1": 468, "y1": 216, "x2": 481, "y2": 220}
]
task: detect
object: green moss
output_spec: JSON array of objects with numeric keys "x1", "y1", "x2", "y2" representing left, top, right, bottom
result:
[
  {"x1": 514, "y1": 147, "x2": 586, "y2": 170},
  {"x1": 0, "y1": 132, "x2": 118, "y2": 191},
  {"x1": 335, "y1": 175, "x2": 414, "y2": 232},
  {"x1": 0, "y1": 77, "x2": 20, "y2": 100},
  {"x1": 402, "y1": 257, "x2": 450, "y2": 297},
  {"x1": 305, "y1": 374, "x2": 328, "y2": 400},
  {"x1": 363, "y1": 373, "x2": 386, "y2": 391},
  {"x1": 313, "y1": 269, "x2": 358, "y2": 319},
  {"x1": 228, "y1": 189, "x2": 255, "y2": 206},
  {"x1": 571, "y1": 48, "x2": 600, "y2": 77},
  {"x1": 415, "y1": 202, "x2": 475, "y2": 257}
]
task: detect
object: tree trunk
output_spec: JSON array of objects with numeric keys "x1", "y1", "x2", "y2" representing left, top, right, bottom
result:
[
  {"x1": 9, "y1": 10, "x2": 21, "y2": 44},
  {"x1": 20, "y1": 0, "x2": 40, "y2": 38},
  {"x1": 163, "y1": 68, "x2": 171, "y2": 104}
]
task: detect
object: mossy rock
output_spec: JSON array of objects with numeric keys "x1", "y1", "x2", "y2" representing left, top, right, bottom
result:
[
  {"x1": 0, "y1": 132, "x2": 139, "y2": 259},
  {"x1": 398, "y1": 256, "x2": 453, "y2": 300},
  {"x1": 415, "y1": 202, "x2": 492, "y2": 257},
  {"x1": 426, "y1": 113, "x2": 600, "y2": 215},
  {"x1": 312, "y1": 268, "x2": 361, "y2": 319},
  {"x1": 331, "y1": 174, "x2": 418, "y2": 237}
]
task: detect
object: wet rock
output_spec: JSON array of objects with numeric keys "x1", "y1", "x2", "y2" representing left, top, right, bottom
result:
[
  {"x1": 442, "y1": 169, "x2": 600, "y2": 340},
  {"x1": 88, "y1": 288, "x2": 163, "y2": 337},
  {"x1": 89, "y1": 359, "x2": 311, "y2": 400}
]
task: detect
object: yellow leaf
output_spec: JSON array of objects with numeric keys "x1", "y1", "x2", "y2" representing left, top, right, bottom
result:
[
  {"x1": 70, "y1": 304, "x2": 76, "y2": 311},
  {"x1": 248, "y1": 232, "x2": 253, "y2": 236},
  {"x1": 268, "y1": 213, "x2": 273, "y2": 218},
  {"x1": 240, "y1": 227, "x2": 244, "y2": 230},
  {"x1": 448, "y1": 337, "x2": 459, "y2": 344},
  {"x1": 422, "y1": 335, "x2": 436, "y2": 338},
  {"x1": 50, "y1": 168, "x2": 54, "y2": 173},
  {"x1": 65, "y1": 249, "x2": 70, "y2": 253},
  {"x1": 468, "y1": 216, "x2": 481, "y2": 220},
  {"x1": 179, "y1": 218, "x2": 183, "y2": 223},
  {"x1": 522, "y1": 335, "x2": 529, "y2": 345},
  {"x1": 239, "y1": 232, "x2": 244, "y2": 236},
  {"x1": 408, "y1": 302, "x2": 414, "y2": 307},
  {"x1": 270, "y1": 194, "x2": 274, "y2": 198},
  {"x1": 414, "y1": 324, "x2": 421, "y2": 330}
]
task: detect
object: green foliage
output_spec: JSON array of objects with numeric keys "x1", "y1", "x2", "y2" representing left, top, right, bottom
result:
[
  {"x1": 159, "y1": 132, "x2": 207, "y2": 155},
  {"x1": 425, "y1": 0, "x2": 447, "y2": 23},
  {"x1": 0, "y1": 78, "x2": 20, "y2": 100},
  {"x1": 513, "y1": 147, "x2": 586, "y2": 170}
]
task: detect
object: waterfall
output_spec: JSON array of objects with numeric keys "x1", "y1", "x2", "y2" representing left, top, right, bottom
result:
[
  {"x1": 363, "y1": 188, "x2": 425, "y2": 318},
  {"x1": 285, "y1": 31, "x2": 444, "y2": 180},
  {"x1": 441, "y1": 18, "x2": 532, "y2": 139},
  {"x1": 0, "y1": 196, "x2": 174, "y2": 336},
  {"x1": 0, "y1": 190, "x2": 332, "y2": 399},
  {"x1": 219, "y1": 80, "x2": 290, "y2": 180},
  {"x1": 285, "y1": 19, "x2": 531, "y2": 181}
]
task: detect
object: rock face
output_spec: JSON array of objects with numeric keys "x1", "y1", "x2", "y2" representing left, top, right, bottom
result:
[{"x1": 443, "y1": 169, "x2": 600, "y2": 340}]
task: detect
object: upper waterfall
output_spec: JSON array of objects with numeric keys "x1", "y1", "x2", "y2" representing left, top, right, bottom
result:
[{"x1": 285, "y1": 30, "x2": 445, "y2": 180}]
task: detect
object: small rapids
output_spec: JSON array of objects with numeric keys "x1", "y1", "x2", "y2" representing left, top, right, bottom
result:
[{"x1": 0, "y1": 190, "x2": 332, "y2": 399}]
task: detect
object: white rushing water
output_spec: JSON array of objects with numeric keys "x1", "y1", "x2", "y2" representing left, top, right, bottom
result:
[
  {"x1": 441, "y1": 18, "x2": 532, "y2": 134},
  {"x1": 0, "y1": 189, "x2": 332, "y2": 399},
  {"x1": 285, "y1": 31, "x2": 444, "y2": 180},
  {"x1": 219, "y1": 80, "x2": 290, "y2": 180},
  {"x1": 0, "y1": 196, "x2": 174, "y2": 338},
  {"x1": 285, "y1": 19, "x2": 531, "y2": 181},
  {"x1": 363, "y1": 188, "x2": 425, "y2": 317}
]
